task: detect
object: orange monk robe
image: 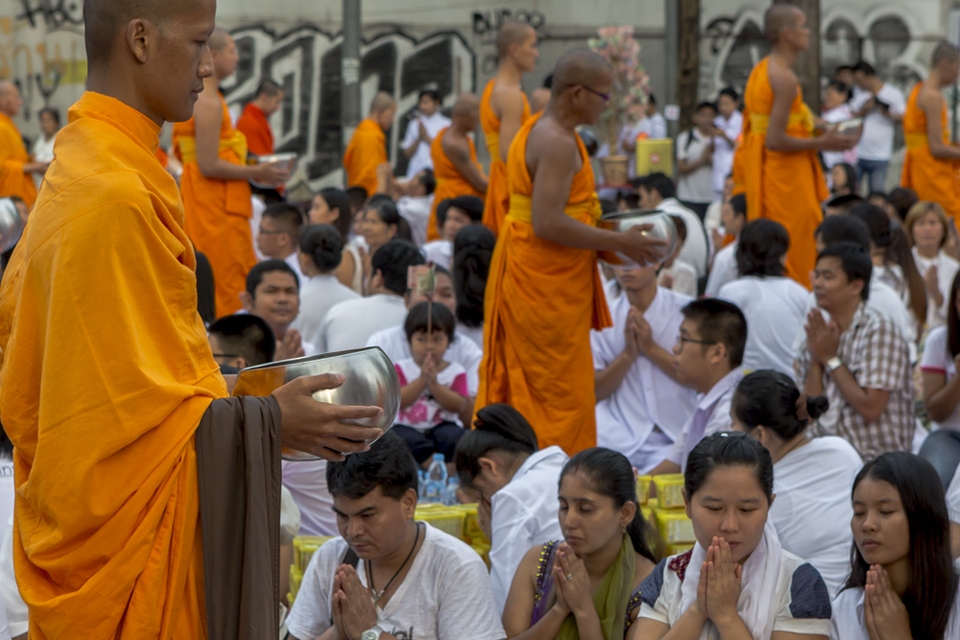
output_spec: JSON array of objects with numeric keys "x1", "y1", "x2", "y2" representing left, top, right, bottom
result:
[
  {"x1": 901, "y1": 83, "x2": 960, "y2": 222},
  {"x1": 740, "y1": 57, "x2": 827, "y2": 289},
  {"x1": 343, "y1": 118, "x2": 387, "y2": 197},
  {"x1": 474, "y1": 114, "x2": 612, "y2": 456},
  {"x1": 480, "y1": 79, "x2": 530, "y2": 238},
  {"x1": 0, "y1": 91, "x2": 225, "y2": 639},
  {"x1": 156, "y1": 145, "x2": 169, "y2": 168},
  {"x1": 426, "y1": 127, "x2": 486, "y2": 241},
  {"x1": 236, "y1": 102, "x2": 275, "y2": 156},
  {"x1": 173, "y1": 95, "x2": 255, "y2": 316},
  {"x1": 0, "y1": 112, "x2": 38, "y2": 206}
]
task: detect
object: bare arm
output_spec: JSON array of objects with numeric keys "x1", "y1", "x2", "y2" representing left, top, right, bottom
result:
[
  {"x1": 194, "y1": 96, "x2": 289, "y2": 184},
  {"x1": 919, "y1": 90, "x2": 960, "y2": 160},
  {"x1": 443, "y1": 135, "x2": 488, "y2": 193},
  {"x1": 427, "y1": 379, "x2": 469, "y2": 415},
  {"x1": 828, "y1": 365, "x2": 892, "y2": 423},
  {"x1": 595, "y1": 353, "x2": 636, "y2": 401},
  {"x1": 923, "y1": 368, "x2": 960, "y2": 423},
  {"x1": 765, "y1": 62, "x2": 854, "y2": 154},
  {"x1": 334, "y1": 251, "x2": 358, "y2": 291},
  {"x1": 497, "y1": 90, "x2": 527, "y2": 163},
  {"x1": 804, "y1": 360, "x2": 825, "y2": 398}
]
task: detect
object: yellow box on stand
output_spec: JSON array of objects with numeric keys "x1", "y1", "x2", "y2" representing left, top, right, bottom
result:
[{"x1": 652, "y1": 474, "x2": 686, "y2": 510}]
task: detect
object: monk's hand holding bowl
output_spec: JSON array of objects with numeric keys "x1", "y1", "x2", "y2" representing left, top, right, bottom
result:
[
  {"x1": 252, "y1": 159, "x2": 291, "y2": 187},
  {"x1": 618, "y1": 224, "x2": 671, "y2": 267},
  {"x1": 818, "y1": 126, "x2": 858, "y2": 152},
  {"x1": 273, "y1": 373, "x2": 383, "y2": 461}
]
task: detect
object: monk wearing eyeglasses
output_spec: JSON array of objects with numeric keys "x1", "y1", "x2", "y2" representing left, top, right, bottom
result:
[{"x1": 474, "y1": 49, "x2": 665, "y2": 456}]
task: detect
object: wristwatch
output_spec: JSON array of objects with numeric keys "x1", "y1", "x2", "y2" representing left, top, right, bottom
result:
[
  {"x1": 360, "y1": 626, "x2": 383, "y2": 640},
  {"x1": 826, "y1": 356, "x2": 843, "y2": 373}
]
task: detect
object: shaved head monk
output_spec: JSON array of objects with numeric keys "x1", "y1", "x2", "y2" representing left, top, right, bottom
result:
[
  {"x1": 343, "y1": 91, "x2": 396, "y2": 197},
  {"x1": 480, "y1": 21, "x2": 538, "y2": 237},
  {"x1": 0, "y1": 1, "x2": 382, "y2": 638},
  {"x1": 426, "y1": 92, "x2": 487, "y2": 240},
  {"x1": 474, "y1": 49, "x2": 665, "y2": 455},
  {"x1": 173, "y1": 29, "x2": 290, "y2": 317},
  {"x1": 237, "y1": 79, "x2": 284, "y2": 156},
  {"x1": 901, "y1": 42, "x2": 960, "y2": 223},
  {"x1": 735, "y1": 3, "x2": 856, "y2": 288},
  {"x1": 0, "y1": 81, "x2": 49, "y2": 207}
]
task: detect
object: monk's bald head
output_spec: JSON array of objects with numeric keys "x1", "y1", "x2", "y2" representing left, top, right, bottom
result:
[
  {"x1": 452, "y1": 92, "x2": 480, "y2": 116},
  {"x1": 933, "y1": 41, "x2": 960, "y2": 85},
  {"x1": 209, "y1": 28, "x2": 231, "y2": 52},
  {"x1": 497, "y1": 22, "x2": 538, "y2": 72},
  {"x1": 0, "y1": 81, "x2": 21, "y2": 118},
  {"x1": 764, "y1": 4, "x2": 804, "y2": 44},
  {"x1": 552, "y1": 50, "x2": 612, "y2": 98},
  {"x1": 370, "y1": 92, "x2": 397, "y2": 130},
  {"x1": 84, "y1": 0, "x2": 200, "y2": 66}
]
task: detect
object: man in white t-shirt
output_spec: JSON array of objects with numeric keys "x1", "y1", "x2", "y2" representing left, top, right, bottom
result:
[
  {"x1": 397, "y1": 170, "x2": 436, "y2": 247},
  {"x1": 320, "y1": 240, "x2": 426, "y2": 353},
  {"x1": 711, "y1": 88, "x2": 742, "y2": 202},
  {"x1": 402, "y1": 86, "x2": 452, "y2": 179},
  {"x1": 256, "y1": 202, "x2": 308, "y2": 285},
  {"x1": 592, "y1": 266, "x2": 697, "y2": 473},
  {"x1": 704, "y1": 193, "x2": 746, "y2": 297},
  {"x1": 240, "y1": 260, "x2": 317, "y2": 360},
  {"x1": 286, "y1": 432, "x2": 504, "y2": 640},
  {"x1": 676, "y1": 102, "x2": 717, "y2": 219},
  {"x1": 851, "y1": 61, "x2": 906, "y2": 193},
  {"x1": 638, "y1": 173, "x2": 710, "y2": 279}
]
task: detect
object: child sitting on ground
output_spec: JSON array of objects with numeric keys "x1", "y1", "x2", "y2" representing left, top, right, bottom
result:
[{"x1": 393, "y1": 301, "x2": 470, "y2": 466}]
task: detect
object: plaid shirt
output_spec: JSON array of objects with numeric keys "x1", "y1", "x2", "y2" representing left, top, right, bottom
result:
[{"x1": 795, "y1": 303, "x2": 913, "y2": 459}]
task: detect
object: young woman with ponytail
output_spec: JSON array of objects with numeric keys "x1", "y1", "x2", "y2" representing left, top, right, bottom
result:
[
  {"x1": 294, "y1": 223, "x2": 359, "y2": 348},
  {"x1": 501, "y1": 447, "x2": 660, "y2": 640},
  {"x1": 730, "y1": 370, "x2": 862, "y2": 596}
]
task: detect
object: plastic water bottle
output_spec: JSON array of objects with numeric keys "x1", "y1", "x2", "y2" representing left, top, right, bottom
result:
[
  {"x1": 442, "y1": 476, "x2": 460, "y2": 506},
  {"x1": 418, "y1": 469, "x2": 428, "y2": 501},
  {"x1": 423, "y1": 454, "x2": 447, "y2": 503}
]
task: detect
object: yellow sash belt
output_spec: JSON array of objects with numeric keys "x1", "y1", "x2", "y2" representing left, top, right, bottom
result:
[
  {"x1": 506, "y1": 193, "x2": 602, "y2": 225},
  {"x1": 485, "y1": 131, "x2": 501, "y2": 163},
  {"x1": 177, "y1": 130, "x2": 248, "y2": 164},
  {"x1": 904, "y1": 133, "x2": 930, "y2": 150},
  {"x1": 749, "y1": 104, "x2": 815, "y2": 135}
]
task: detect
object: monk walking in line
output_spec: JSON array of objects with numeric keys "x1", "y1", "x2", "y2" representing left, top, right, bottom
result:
[
  {"x1": 474, "y1": 50, "x2": 665, "y2": 456},
  {"x1": 343, "y1": 92, "x2": 396, "y2": 198},
  {"x1": 736, "y1": 3, "x2": 856, "y2": 288},
  {"x1": 0, "y1": 82, "x2": 49, "y2": 206},
  {"x1": 0, "y1": 2, "x2": 381, "y2": 637}
]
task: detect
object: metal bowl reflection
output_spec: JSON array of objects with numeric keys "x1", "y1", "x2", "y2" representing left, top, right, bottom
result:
[
  {"x1": 597, "y1": 209, "x2": 679, "y2": 269},
  {"x1": 0, "y1": 198, "x2": 25, "y2": 253},
  {"x1": 232, "y1": 347, "x2": 400, "y2": 461}
]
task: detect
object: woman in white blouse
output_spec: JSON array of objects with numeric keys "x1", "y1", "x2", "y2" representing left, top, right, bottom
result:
[
  {"x1": 921, "y1": 271, "x2": 960, "y2": 431},
  {"x1": 294, "y1": 224, "x2": 359, "y2": 348},
  {"x1": 30, "y1": 107, "x2": 59, "y2": 188},
  {"x1": 905, "y1": 201, "x2": 960, "y2": 328}
]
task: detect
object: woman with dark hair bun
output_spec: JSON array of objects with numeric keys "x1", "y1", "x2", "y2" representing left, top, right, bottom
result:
[
  {"x1": 503, "y1": 448, "x2": 660, "y2": 640},
  {"x1": 634, "y1": 432, "x2": 832, "y2": 640},
  {"x1": 731, "y1": 370, "x2": 861, "y2": 596},
  {"x1": 454, "y1": 403, "x2": 566, "y2": 613},
  {"x1": 832, "y1": 452, "x2": 960, "y2": 640},
  {"x1": 309, "y1": 187, "x2": 364, "y2": 294},
  {"x1": 294, "y1": 224, "x2": 359, "y2": 347},
  {"x1": 452, "y1": 224, "x2": 495, "y2": 349}
]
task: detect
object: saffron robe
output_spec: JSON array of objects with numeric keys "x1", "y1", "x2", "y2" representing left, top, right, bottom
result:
[
  {"x1": 0, "y1": 113, "x2": 37, "y2": 207},
  {"x1": 236, "y1": 102, "x2": 275, "y2": 157},
  {"x1": 427, "y1": 127, "x2": 486, "y2": 241},
  {"x1": 343, "y1": 118, "x2": 387, "y2": 198},
  {"x1": 480, "y1": 79, "x2": 531, "y2": 238},
  {"x1": 900, "y1": 83, "x2": 960, "y2": 222}
]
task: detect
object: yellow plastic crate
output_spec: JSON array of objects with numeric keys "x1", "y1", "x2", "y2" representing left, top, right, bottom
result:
[
  {"x1": 653, "y1": 508, "x2": 696, "y2": 544},
  {"x1": 636, "y1": 138, "x2": 674, "y2": 178},
  {"x1": 293, "y1": 536, "x2": 335, "y2": 572},
  {"x1": 416, "y1": 503, "x2": 465, "y2": 539},
  {"x1": 449, "y1": 503, "x2": 490, "y2": 547},
  {"x1": 636, "y1": 475, "x2": 652, "y2": 506},
  {"x1": 668, "y1": 543, "x2": 695, "y2": 556},
  {"x1": 652, "y1": 474, "x2": 686, "y2": 510},
  {"x1": 288, "y1": 564, "x2": 303, "y2": 602}
]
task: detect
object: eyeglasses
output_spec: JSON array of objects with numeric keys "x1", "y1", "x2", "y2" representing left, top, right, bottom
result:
[
  {"x1": 676, "y1": 335, "x2": 716, "y2": 350},
  {"x1": 579, "y1": 84, "x2": 611, "y2": 103}
]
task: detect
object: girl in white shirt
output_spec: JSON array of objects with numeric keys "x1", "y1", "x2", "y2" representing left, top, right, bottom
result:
[
  {"x1": 295, "y1": 224, "x2": 360, "y2": 347},
  {"x1": 309, "y1": 187, "x2": 364, "y2": 295},
  {"x1": 731, "y1": 370, "x2": 862, "y2": 596},
  {"x1": 634, "y1": 432, "x2": 832, "y2": 640},
  {"x1": 921, "y1": 271, "x2": 960, "y2": 430},
  {"x1": 454, "y1": 404, "x2": 567, "y2": 614},
  {"x1": 906, "y1": 201, "x2": 960, "y2": 328},
  {"x1": 831, "y1": 452, "x2": 960, "y2": 640}
]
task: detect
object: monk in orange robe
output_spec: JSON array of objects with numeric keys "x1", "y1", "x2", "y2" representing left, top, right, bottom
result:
[
  {"x1": 480, "y1": 22, "x2": 537, "y2": 238},
  {"x1": 736, "y1": 4, "x2": 855, "y2": 289},
  {"x1": 901, "y1": 42, "x2": 960, "y2": 223},
  {"x1": 427, "y1": 93, "x2": 488, "y2": 240},
  {"x1": 343, "y1": 92, "x2": 396, "y2": 197},
  {"x1": 474, "y1": 50, "x2": 664, "y2": 456},
  {"x1": 0, "y1": 3, "x2": 381, "y2": 638},
  {"x1": 173, "y1": 29, "x2": 290, "y2": 316},
  {"x1": 236, "y1": 79, "x2": 284, "y2": 157},
  {"x1": 0, "y1": 82, "x2": 48, "y2": 207}
]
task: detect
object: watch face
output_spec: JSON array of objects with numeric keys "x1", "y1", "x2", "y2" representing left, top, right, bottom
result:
[{"x1": 361, "y1": 628, "x2": 382, "y2": 640}]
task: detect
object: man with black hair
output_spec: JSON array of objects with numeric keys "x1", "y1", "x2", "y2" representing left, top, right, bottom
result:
[
  {"x1": 321, "y1": 240, "x2": 426, "y2": 352},
  {"x1": 240, "y1": 259, "x2": 314, "y2": 360},
  {"x1": 286, "y1": 432, "x2": 504, "y2": 640},
  {"x1": 236, "y1": 79, "x2": 284, "y2": 157},
  {"x1": 397, "y1": 169, "x2": 436, "y2": 247},
  {"x1": 710, "y1": 87, "x2": 742, "y2": 200},
  {"x1": 257, "y1": 202, "x2": 306, "y2": 283},
  {"x1": 424, "y1": 195, "x2": 484, "y2": 270},
  {"x1": 797, "y1": 242, "x2": 913, "y2": 458},
  {"x1": 851, "y1": 61, "x2": 905, "y2": 193},
  {"x1": 637, "y1": 172, "x2": 709, "y2": 278},
  {"x1": 402, "y1": 84, "x2": 450, "y2": 179},
  {"x1": 676, "y1": 101, "x2": 718, "y2": 218},
  {"x1": 208, "y1": 314, "x2": 276, "y2": 370}
]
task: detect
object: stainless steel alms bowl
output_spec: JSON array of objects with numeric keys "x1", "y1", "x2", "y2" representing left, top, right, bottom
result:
[
  {"x1": 0, "y1": 198, "x2": 25, "y2": 253},
  {"x1": 231, "y1": 346, "x2": 400, "y2": 461},
  {"x1": 597, "y1": 208, "x2": 679, "y2": 269}
]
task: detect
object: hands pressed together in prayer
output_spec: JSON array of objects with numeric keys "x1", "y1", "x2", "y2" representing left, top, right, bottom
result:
[
  {"x1": 864, "y1": 565, "x2": 912, "y2": 640},
  {"x1": 623, "y1": 307, "x2": 655, "y2": 359},
  {"x1": 692, "y1": 538, "x2": 746, "y2": 633},
  {"x1": 552, "y1": 543, "x2": 592, "y2": 619},
  {"x1": 332, "y1": 565, "x2": 379, "y2": 640},
  {"x1": 276, "y1": 328, "x2": 306, "y2": 361},
  {"x1": 805, "y1": 308, "x2": 841, "y2": 365}
]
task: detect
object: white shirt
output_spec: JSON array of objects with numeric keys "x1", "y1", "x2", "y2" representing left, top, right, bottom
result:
[
  {"x1": 770, "y1": 437, "x2": 862, "y2": 597},
  {"x1": 488, "y1": 446, "x2": 567, "y2": 614},
  {"x1": 677, "y1": 129, "x2": 715, "y2": 204},
  {"x1": 251, "y1": 196, "x2": 267, "y2": 261},
  {"x1": 0, "y1": 456, "x2": 11, "y2": 541},
  {"x1": 947, "y1": 463, "x2": 960, "y2": 525},
  {"x1": 913, "y1": 249, "x2": 960, "y2": 329},
  {"x1": 821, "y1": 104, "x2": 856, "y2": 170},
  {"x1": 287, "y1": 523, "x2": 505, "y2": 640},
  {"x1": 920, "y1": 326, "x2": 960, "y2": 430},
  {"x1": 423, "y1": 239, "x2": 453, "y2": 271},
  {"x1": 320, "y1": 294, "x2": 409, "y2": 353},
  {"x1": 668, "y1": 367, "x2": 745, "y2": 471},
  {"x1": 712, "y1": 111, "x2": 743, "y2": 193},
  {"x1": 592, "y1": 290, "x2": 697, "y2": 471},
  {"x1": 398, "y1": 194, "x2": 435, "y2": 247},
  {"x1": 704, "y1": 239, "x2": 739, "y2": 297},
  {"x1": 403, "y1": 111, "x2": 452, "y2": 179},
  {"x1": 850, "y1": 84, "x2": 906, "y2": 161},
  {"x1": 457, "y1": 322, "x2": 484, "y2": 350},
  {"x1": 718, "y1": 276, "x2": 809, "y2": 376},
  {"x1": 282, "y1": 460, "x2": 337, "y2": 536},
  {"x1": 31, "y1": 133, "x2": 56, "y2": 189},
  {"x1": 658, "y1": 198, "x2": 710, "y2": 278},
  {"x1": 366, "y1": 324, "x2": 483, "y2": 395},
  {"x1": 638, "y1": 113, "x2": 668, "y2": 140},
  {"x1": 282, "y1": 252, "x2": 308, "y2": 289},
  {"x1": 703, "y1": 200, "x2": 723, "y2": 233},
  {"x1": 293, "y1": 274, "x2": 360, "y2": 349},
  {"x1": 658, "y1": 259, "x2": 698, "y2": 298},
  {"x1": 0, "y1": 515, "x2": 26, "y2": 638}
]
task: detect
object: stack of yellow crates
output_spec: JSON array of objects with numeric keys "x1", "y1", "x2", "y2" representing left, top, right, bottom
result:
[
  {"x1": 289, "y1": 535, "x2": 335, "y2": 604},
  {"x1": 637, "y1": 474, "x2": 696, "y2": 556}
]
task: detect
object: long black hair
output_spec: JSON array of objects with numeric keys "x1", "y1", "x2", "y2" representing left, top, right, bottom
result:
[
  {"x1": 0, "y1": 419, "x2": 12, "y2": 460},
  {"x1": 732, "y1": 370, "x2": 828, "y2": 441},
  {"x1": 454, "y1": 404, "x2": 539, "y2": 489},
  {"x1": 318, "y1": 187, "x2": 354, "y2": 239},
  {"x1": 453, "y1": 225, "x2": 496, "y2": 328},
  {"x1": 948, "y1": 270, "x2": 960, "y2": 359},
  {"x1": 844, "y1": 452, "x2": 958, "y2": 640},
  {"x1": 735, "y1": 219, "x2": 789, "y2": 278},
  {"x1": 560, "y1": 448, "x2": 661, "y2": 562},
  {"x1": 685, "y1": 432, "x2": 774, "y2": 504}
]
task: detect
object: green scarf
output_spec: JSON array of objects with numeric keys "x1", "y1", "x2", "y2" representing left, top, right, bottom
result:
[{"x1": 556, "y1": 535, "x2": 637, "y2": 640}]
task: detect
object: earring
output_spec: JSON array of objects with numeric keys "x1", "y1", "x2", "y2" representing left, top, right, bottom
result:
[{"x1": 622, "y1": 522, "x2": 627, "y2": 534}]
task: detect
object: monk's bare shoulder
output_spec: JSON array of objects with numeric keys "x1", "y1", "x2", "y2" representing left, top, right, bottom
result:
[
  {"x1": 767, "y1": 56, "x2": 799, "y2": 97},
  {"x1": 525, "y1": 116, "x2": 580, "y2": 175},
  {"x1": 491, "y1": 81, "x2": 525, "y2": 117},
  {"x1": 440, "y1": 129, "x2": 470, "y2": 159},
  {"x1": 917, "y1": 82, "x2": 945, "y2": 112}
]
